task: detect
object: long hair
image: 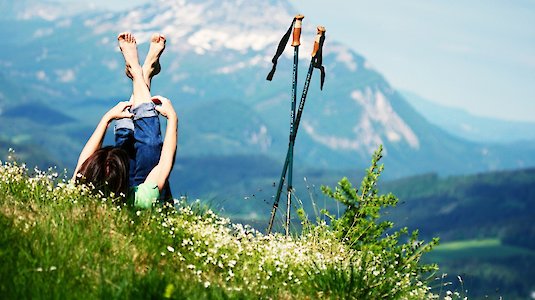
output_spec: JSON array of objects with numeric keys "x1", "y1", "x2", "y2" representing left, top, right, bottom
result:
[{"x1": 76, "y1": 146, "x2": 129, "y2": 197}]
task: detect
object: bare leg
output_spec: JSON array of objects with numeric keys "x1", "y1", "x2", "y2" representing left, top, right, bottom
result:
[
  {"x1": 118, "y1": 32, "x2": 151, "y2": 107},
  {"x1": 142, "y1": 33, "x2": 166, "y2": 90}
]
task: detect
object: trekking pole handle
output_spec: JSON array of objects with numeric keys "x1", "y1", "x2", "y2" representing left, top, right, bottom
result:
[
  {"x1": 311, "y1": 26, "x2": 326, "y2": 57},
  {"x1": 291, "y1": 14, "x2": 305, "y2": 47}
]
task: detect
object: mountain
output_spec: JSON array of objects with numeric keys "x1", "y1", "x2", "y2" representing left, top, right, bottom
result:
[
  {"x1": 402, "y1": 90, "x2": 535, "y2": 143},
  {"x1": 2, "y1": 0, "x2": 535, "y2": 201}
]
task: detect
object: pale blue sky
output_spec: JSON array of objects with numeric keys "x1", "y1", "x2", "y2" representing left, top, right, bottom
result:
[
  {"x1": 65, "y1": 0, "x2": 535, "y2": 122},
  {"x1": 292, "y1": 0, "x2": 535, "y2": 122}
]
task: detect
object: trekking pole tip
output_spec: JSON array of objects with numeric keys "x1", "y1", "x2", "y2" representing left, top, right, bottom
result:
[{"x1": 291, "y1": 14, "x2": 305, "y2": 47}]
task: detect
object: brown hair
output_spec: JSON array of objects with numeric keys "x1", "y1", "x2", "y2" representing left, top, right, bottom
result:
[{"x1": 76, "y1": 146, "x2": 129, "y2": 197}]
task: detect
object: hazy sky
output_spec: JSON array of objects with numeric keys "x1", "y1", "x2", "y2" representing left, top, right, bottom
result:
[
  {"x1": 292, "y1": 0, "x2": 535, "y2": 123},
  {"x1": 65, "y1": 0, "x2": 535, "y2": 122}
]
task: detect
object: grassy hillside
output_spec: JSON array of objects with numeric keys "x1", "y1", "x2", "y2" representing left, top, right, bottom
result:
[
  {"x1": 0, "y1": 152, "x2": 455, "y2": 299},
  {"x1": 382, "y1": 170, "x2": 535, "y2": 299},
  {"x1": 423, "y1": 239, "x2": 535, "y2": 299},
  {"x1": 382, "y1": 169, "x2": 535, "y2": 243}
]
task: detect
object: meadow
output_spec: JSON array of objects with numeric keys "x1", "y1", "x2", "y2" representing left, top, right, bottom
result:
[{"x1": 0, "y1": 148, "x2": 466, "y2": 299}]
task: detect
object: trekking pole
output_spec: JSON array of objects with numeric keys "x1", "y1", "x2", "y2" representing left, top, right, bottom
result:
[
  {"x1": 265, "y1": 15, "x2": 304, "y2": 234},
  {"x1": 267, "y1": 26, "x2": 326, "y2": 234}
]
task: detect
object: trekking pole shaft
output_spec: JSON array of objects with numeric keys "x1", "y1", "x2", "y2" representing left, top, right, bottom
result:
[
  {"x1": 291, "y1": 61, "x2": 314, "y2": 141},
  {"x1": 288, "y1": 15, "x2": 301, "y2": 168},
  {"x1": 285, "y1": 186, "x2": 292, "y2": 236},
  {"x1": 288, "y1": 46, "x2": 298, "y2": 184},
  {"x1": 267, "y1": 149, "x2": 291, "y2": 233},
  {"x1": 288, "y1": 14, "x2": 303, "y2": 189},
  {"x1": 285, "y1": 48, "x2": 299, "y2": 237},
  {"x1": 292, "y1": 26, "x2": 326, "y2": 140},
  {"x1": 280, "y1": 60, "x2": 314, "y2": 235}
]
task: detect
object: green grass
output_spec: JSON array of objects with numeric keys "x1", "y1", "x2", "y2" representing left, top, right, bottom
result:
[
  {"x1": 425, "y1": 238, "x2": 535, "y2": 263},
  {"x1": 0, "y1": 160, "x2": 444, "y2": 299},
  {"x1": 423, "y1": 239, "x2": 535, "y2": 299},
  {"x1": 434, "y1": 239, "x2": 501, "y2": 250}
]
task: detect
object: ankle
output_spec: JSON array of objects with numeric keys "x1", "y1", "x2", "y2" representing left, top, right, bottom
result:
[{"x1": 128, "y1": 65, "x2": 143, "y2": 78}]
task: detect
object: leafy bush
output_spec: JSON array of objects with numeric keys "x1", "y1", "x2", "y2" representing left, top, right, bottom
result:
[{"x1": 303, "y1": 145, "x2": 441, "y2": 298}]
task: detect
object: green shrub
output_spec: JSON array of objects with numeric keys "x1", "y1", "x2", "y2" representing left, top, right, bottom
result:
[{"x1": 314, "y1": 145, "x2": 440, "y2": 298}]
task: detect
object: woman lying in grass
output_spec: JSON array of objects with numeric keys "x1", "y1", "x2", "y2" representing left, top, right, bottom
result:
[{"x1": 73, "y1": 32, "x2": 177, "y2": 208}]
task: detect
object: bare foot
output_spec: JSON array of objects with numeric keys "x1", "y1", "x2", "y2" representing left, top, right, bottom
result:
[
  {"x1": 118, "y1": 32, "x2": 141, "y2": 79},
  {"x1": 142, "y1": 33, "x2": 166, "y2": 85}
]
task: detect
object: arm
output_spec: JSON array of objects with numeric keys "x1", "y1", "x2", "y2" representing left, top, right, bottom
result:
[
  {"x1": 72, "y1": 101, "x2": 133, "y2": 179},
  {"x1": 145, "y1": 96, "x2": 178, "y2": 191}
]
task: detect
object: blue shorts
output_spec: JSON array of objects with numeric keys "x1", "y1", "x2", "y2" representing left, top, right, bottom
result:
[{"x1": 114, "y1": 102, "x2": 172, "y2": 202}]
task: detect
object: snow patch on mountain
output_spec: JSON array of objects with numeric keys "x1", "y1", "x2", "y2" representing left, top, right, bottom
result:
[
  {"x1": 186, "y1": 28, "x2": 280, "y2": 53},
  {"x1": 302, "y1": 120, "x2": 381, "y2": 154},
  {"x1": 81, "y1": 0, "x2": 295, "y2": 54},
  {"x1": 301, "y1": 87, "x2": 420, "y2": 154},
  {"x1": 55, "y1": 69, "x2": 76, "y2": 83},
  {"x1": 56, "y1": 19, "x2": 72, "y2": 28},
  {"x1": 181, "y1": 85, "x2": 198, "y2": 94},
  {"x1": 18, "y1": 7, "x2": 60, "y2": 21},
  {"x1": 364, "y1": 60, "x2": 375, "y2": 71},
  {"x1": 352, "y1": 88, "x2": 419, "y2": 149},
  {"x1": 254, "y1": 93, "x2": 287, "y2": 112},
  {"x1": 215, "y1": 55, "x2": 268, "y2": 74},
  {"x1": 36, "y1": 71, "x2": 48, "y2": 81},
  {"x1": 248, "y1": 125, "x2": 272, "y2": 151},
  {"x1": 102, "y1": 59, "x2": 119, "y2": 71},
  {"x1": 36, "y1": 48, "x2": 49, "y2": 62},
  {"x1": 33, "y1": 28, "x2": 54, "y2": 38},
  {"x1": 330, "y1": 45, "x2": 358, "y2": 71}
]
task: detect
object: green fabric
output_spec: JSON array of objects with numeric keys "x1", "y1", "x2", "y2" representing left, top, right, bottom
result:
[{"x1": 130, "y1": 182, "x2": 159, "y2": 209}]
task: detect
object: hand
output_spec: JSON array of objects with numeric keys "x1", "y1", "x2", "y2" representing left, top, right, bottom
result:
[
  {"x1": 105, "y1": 101, "x2": 133, "y2": 121},
  {"x1": 152, "y1": 96, "x2": 177, "y2": 120}
]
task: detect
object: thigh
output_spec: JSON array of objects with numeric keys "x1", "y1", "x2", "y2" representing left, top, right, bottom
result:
[
  {"x1": 132, "y1": 104, "x2": 163, "y2": 185},
  {"x1": 132, "y1": 103, "x2": 173, "y2": 200},
  {"x1": 115, "y1": 120, "x2": 136, "y2": 187}
]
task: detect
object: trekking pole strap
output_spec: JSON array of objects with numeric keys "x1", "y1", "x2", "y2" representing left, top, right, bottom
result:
[
  {"x1": 266, "y1": 15, "x2": 301, "y2": 81},
  {"x1": 312, "y1": 26, "x2": 326, "y2": 90}
]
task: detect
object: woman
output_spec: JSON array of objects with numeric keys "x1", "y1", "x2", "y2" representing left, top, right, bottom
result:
[{"x1": 73, "y1": 32, "x2": 177, "y2": 208}]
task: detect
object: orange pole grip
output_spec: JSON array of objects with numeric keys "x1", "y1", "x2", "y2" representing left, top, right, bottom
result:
[
  {"x1": 291, "y1": 14, "x2": 305, "y2": 47},
  {"x1": 311, "y1": 26, "x2": 326, "y2": 57}
]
